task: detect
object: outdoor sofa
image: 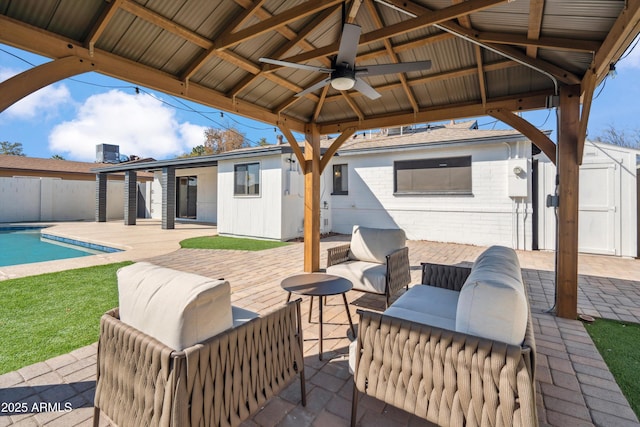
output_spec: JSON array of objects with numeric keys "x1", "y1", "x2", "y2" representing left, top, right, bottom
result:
[
  {"x1": 326, "y1": 225, "x2": 411, "y2": 308},
  {"x1": 93, "y1": 262, "x2": 306, "y2": 427},
  {"x1": 350, "y1": 245, "x2": 537, "y2": 426}
]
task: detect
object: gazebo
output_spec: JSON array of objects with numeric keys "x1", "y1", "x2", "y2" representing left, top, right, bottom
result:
[{"x1": 1, "y1": 0, "x2": 638, "y2": 319}]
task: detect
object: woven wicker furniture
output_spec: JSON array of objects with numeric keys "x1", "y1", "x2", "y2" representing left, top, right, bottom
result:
[
  {"x1": 326, "y1": 226, "x2": 411, "y2": 308},
  {"x1": 350, "y1": 246, "x2": 537, "y2": 427},
  {"x1": 93, "y1": 262, "x2": 306, "y2": 427}
]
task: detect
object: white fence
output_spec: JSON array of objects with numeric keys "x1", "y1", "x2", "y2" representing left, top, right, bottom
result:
[{"x1": 0, "y1": 177, "x2": 124, "y2": 222}]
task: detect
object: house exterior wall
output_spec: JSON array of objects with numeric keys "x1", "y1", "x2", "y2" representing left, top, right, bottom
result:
[
  {"x1": 218, "y1": 154, "x2": 292, "y2": 240},
  {"x1": 329, "y1": 140, "x2": 533, "y2": 250},
  {"x1": 537, "y1": 141, "x2": 638, "y2": 257},
  {"x1": 0, "y1": 177, "x2": 124, "y2": 222}
]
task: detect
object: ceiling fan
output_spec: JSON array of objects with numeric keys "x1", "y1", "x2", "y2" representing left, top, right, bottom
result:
[{"x1": 259, "y1": 23, "x2": 432, "y2": 100}]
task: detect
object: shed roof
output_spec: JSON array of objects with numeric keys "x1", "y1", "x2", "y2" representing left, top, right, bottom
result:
[{"x1": 0, "y1": 155, "x2": 154, "y2": 178}]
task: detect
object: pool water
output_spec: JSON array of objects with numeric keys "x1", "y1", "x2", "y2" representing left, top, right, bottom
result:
[{"x1": 0, "y1": 228, "x2": 113, "y2": 267}]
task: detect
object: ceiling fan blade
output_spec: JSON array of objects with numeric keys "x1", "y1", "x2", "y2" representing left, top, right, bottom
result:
[
  {"x1": 259, "y1": 57, "x2": 333, "y2": 73},
  {"x1": 335, "y1": 23, "x2": 361, "y2": 67},
  {"x1": 295, "y1": 78, "x2": 332, "y2": 97},
  {"x1": 353, "y1": 78, "x2": 382, "y2": 100},
  {"x1": 356, "y1": 60, "x2": 432, "y2": 76}
]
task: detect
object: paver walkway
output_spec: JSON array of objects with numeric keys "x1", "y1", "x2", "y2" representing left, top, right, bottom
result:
[{"x1": 0, "y1": 224, "x2": 639, "y2": 426}]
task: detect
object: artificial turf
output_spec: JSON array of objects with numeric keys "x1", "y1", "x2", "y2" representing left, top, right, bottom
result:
[
  {"x1": 179, "y1": 235, "x2": 289, "y2": 251},
  {"x1": 0, "y1": 262, "x2": 131, "y2": 374}
]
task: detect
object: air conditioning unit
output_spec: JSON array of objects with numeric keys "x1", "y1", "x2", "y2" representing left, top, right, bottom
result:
[{"x1": 96, "y1": 144, "x2": 120, "y2": 163}]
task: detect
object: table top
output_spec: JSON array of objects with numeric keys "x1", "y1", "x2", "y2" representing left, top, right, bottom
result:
[{"x1": 281, "y1": 273, "x2": 353, "y2": 296}]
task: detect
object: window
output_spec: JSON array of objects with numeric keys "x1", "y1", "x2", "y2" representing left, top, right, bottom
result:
[
  {"x1": 234, "y1": 162, "x2": 260, "y2": 195},
  {"x1": 332, "y1": 164, "x2": 348, "y2": 195},
  {"x1": 394, "y1": 156, "x2": 472, "y2": 195}
]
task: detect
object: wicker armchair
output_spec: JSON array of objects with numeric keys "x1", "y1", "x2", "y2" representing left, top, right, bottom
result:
[
  {"x1": 94, "y1": 300, "x2": 306, "y2": 427},
  {"x1": 350, "y1": 262, "x2": 537, "y2": 427},
  {"x1": 326, "y1": 226, "x2": 411, "y2": 308}
]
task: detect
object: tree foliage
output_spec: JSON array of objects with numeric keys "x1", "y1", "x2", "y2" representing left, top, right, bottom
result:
[
  {"x1": 595, "y1": 125, "x2": 640, "y2": 149},
  {"x1": 180, "y1": 126, "x2": 249, "y2": 157},
  {"x1": 204, "y1": 126, "x2": 248, "y2": 154},
  {"x1": 0, "y1": 141, "x2": 25, "y2": 156},
  {"x1": 51, "y1": 154, "x2": 65, "y2": 160}
]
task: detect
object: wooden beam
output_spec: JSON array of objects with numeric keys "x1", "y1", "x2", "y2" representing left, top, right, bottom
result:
[
  {"x1": 578, "y1": 69, "x2": 597, "y2": 165},
  {"x1": 476, "y1": 32, "x2": 600, "y2": 53},
  {"x1": 556, "y1": 84, "x2": 581, "y2": 320},
  {"x1": 591, "y1": 0, "x2": 640, "y2": 83},
  {"x1": 0, "y1": 56, "x2": 97, "y2": 113},
  {"x1": 279, "y1": 125, "x2": 306, "y2": 169},
  {"x1": 303, "y1": 124, "x2": 322, "y2": 272},
  {"x1": 341, "y1": 92, "x2": 364, "y2": 121},
  {"x1": 487, "y1": 108, "x2": 556, "y2": 164},
  {"x1": 313, "y1": 85, "x2": 330, "y2": 121},
  {"x1": 318, "y1": 91, "x2": 551, "y2": 134},
  {"x1": 320, "y1": 128, "x2": 357, "y2": 173}
]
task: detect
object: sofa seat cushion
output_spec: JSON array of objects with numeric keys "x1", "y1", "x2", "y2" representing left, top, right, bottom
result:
[
  {"x1": 391, "y1": 285, "x2": 459, "y2": 321},
  {"x1": 327, "y1": 261, "x2": 387, "y2": 294},
  {"x1": 348, "y1": 226, "x2": 406, "y2": 264},
  {"x1": 456, "y1": 246, "x2": 528, "y2": 346},
  {"x1": 118, "y1": 262, "x2": 233, "y2": 351}
]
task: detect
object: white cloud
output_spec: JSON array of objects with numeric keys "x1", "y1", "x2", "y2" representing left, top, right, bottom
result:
[
  {"x1": 0, "y1": 67, "x2": 72, "y2": 119},
  {"x1": 48, "y1": 90, "x2": 208, "y2": 161}
]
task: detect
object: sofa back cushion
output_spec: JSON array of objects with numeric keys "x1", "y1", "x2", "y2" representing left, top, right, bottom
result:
[
  {"x1": 118, "y1": 262, "x2": 233, "y2": 350},
  {"x1": 455, "y1": 246, "x2": 528, "y2": 346},
  {"x1": 349, "y1": 225, "x2": 406, "y2": 264}
]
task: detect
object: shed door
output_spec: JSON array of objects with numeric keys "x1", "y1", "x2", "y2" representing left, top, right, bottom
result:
[{"x1": 578, "y1": 162, "x2": 619, "y2": 255}]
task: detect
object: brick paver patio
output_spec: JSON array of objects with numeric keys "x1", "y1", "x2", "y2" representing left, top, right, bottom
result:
[{"x1": 1, "y1": 232, "x2": 639, "y2": 426}]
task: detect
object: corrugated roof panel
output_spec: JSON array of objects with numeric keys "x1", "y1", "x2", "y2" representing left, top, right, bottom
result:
[
  {"x1": 96, "y1": 9, "x2": 136, "y2": 53},
  {"x1": 110, "y1": 15, "x2": 164, "y2": 62},
  {"x1": 538, "y1": 49, "x2": 593, "y2": 76},
  {"x1": 48, "y1": 1, "x2": 105, "y2": 41},
  {"x1": 484, "y1": 66, "x2": 550, "y2": 99}
]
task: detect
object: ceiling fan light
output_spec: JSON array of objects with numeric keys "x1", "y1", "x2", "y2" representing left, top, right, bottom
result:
[{"x1": 331, "y1": 76, "x2": 355, "y2": 91}]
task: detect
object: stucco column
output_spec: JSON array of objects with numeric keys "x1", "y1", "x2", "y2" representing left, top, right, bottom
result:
[
  {"x1": 124, "y1": 171, "x2": 137, "y2": 226},
  {"x1": 95, "y1": 173, "x2": 107, "y2": 222},
  {"x1": 162, "y1": 166, "x2": 176, "y2": 230}
]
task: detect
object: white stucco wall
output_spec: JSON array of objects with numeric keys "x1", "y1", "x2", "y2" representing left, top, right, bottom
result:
[
  {"x1": 0, "y1": 177, "x2": 124, "y2": 222},
  {"x1": 329, "y1": 140, "x2": 534, "y2": 250},
  {"x1": 218, "y1": 154, "x2": 290, "y2": 240}
]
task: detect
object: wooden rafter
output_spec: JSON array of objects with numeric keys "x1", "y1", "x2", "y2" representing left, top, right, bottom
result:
[
  {"x1": 230, "y1": 6, "x2": 337, "y2": 99},
  {"x1": 215, "y1": 0, "x2": 344, "y2": 50},
  {"x1": 365, "y1": 0, "x2": 419, "y2": 113},
  {"x1": 313, "y1": 85, "x2": 330, "y2": 121},
  {"x1": 477, "y1": 32, "x2": 600, "y2": 53},
  {"x1": 527, "y1": 0, "x2": 545, "y2": 57},
  {"x1": 452, "y1": 0, "x2": 487, "y2": 106},
  {"x1": 341, "y1": 92, "x2": 364, "y2": 120},
  {"x1": 85, "y1": 0, "x2": 124, "y2": 55}
]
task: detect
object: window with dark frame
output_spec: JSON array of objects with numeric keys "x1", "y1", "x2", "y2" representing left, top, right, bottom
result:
[
  {"x1": 394, "y1": 156, "x2": 472, "y2": 195},
  {"x1": 332, "y1": 164, "x2": 348, "y2": 195},
  {"x1": 234, "y1": 162, "x2": 260, "y2": 195}
]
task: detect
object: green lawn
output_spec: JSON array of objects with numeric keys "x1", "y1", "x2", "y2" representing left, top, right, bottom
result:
[
  {"x1": 180, "y1": 235, "x2": 289, "y2": 251},
  {"x1": 0, "y1": 262, "x2": 131, "y2": 375},
  {"x1": 585, "y1": 318, "x2": 640, "y2": 418}
]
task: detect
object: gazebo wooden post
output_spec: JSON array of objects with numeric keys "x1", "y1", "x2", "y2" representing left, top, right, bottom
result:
[
  {"x1": 303, "y1": 123, "x2": 322, "y2": 272},
  {"x1": 556, "y1": 84, "x2": 581, "y2": 319}
]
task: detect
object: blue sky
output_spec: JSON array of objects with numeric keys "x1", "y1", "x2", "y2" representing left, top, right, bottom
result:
[{"x1": 1, "y1": 39, "x2": 639, "y2": 162}]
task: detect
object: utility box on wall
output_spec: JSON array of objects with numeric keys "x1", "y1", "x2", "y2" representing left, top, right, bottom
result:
[{"x1": 508, "y1": 158, "x2": 528, "y2": 198}]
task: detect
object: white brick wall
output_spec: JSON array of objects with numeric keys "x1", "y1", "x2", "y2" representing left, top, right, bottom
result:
[{"x1": 330, "y1": 140, "x2": 534, "y2": 250}]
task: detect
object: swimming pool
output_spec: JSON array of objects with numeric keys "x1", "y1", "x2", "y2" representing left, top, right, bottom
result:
[{"x1": 0, "y1": 227, "x2": 121, "y2": 267}]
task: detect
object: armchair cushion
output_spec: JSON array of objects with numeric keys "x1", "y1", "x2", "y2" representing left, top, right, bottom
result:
[
  {"x1": 326, "y1": 261, "x2": 387, "y2": 293},
  {"x1": 348, "y1": 225, "x2": 406, "y2": 264},
  {"x1": 117, "y1": 262, "x2": 233, "y2": 350}
]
